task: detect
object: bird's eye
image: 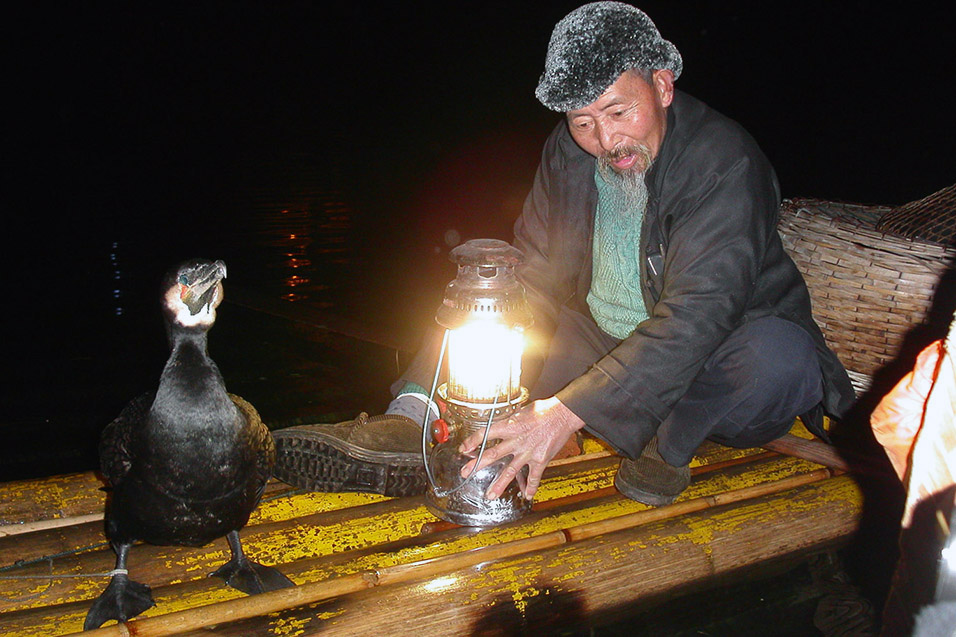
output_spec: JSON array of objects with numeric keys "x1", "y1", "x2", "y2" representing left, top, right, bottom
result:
[{"x1": 178, "y1": 274, "x2": 188, "y2": 285}]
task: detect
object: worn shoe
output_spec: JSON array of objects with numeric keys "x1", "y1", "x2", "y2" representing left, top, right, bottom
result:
[
  {"x1": 613, "y1": 436, "x2": 690, "y2": 506},
  {"x1": 272, "y1": 413, "x2": 426, "y2": 497}
]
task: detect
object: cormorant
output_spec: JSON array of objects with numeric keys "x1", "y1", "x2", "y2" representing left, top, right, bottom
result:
[{"x1": 84, "y1": 259, "x2": 294, "y2": 630}]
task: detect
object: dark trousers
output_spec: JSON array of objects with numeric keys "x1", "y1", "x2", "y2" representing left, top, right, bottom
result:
[{"x1": 530, "y1": 307, "x2": 825, "y2": 465}]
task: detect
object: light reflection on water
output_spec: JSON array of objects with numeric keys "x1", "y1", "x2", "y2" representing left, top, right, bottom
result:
[
  {"x1": 103, "y1": 198, "x2": 359, "y2": 317},
  {"x1": 109, "y1": 241, "x2": 125, "y2": 317},
  {"x1": 226, "y1": 159, "x2": 359, "y2": 312},
  {"x1": 97, "y1": 156, "x2": 377, "y2": 338}
]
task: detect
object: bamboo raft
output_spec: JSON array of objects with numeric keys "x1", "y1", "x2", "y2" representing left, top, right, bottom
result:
[
  {"x1": 0, "y1": 425, "x2": 861, "y2": 636},
  {"x1": 9, "y1": 184, "x2": 952, "y2": 635}
]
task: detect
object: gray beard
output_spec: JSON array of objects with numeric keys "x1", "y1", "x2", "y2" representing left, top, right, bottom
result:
[{"x1": 597, "y1": 157, "x2": 650, "y2": 213}]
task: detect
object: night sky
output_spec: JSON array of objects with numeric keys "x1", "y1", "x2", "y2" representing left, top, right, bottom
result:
[
  {"x1": 3, "y1": 2, "x2": 955, "y2": 478},
  {"x1": 9, "y1": 2, "x2": 955, "y2": 325},
  {"x1": 10, "y1": 2, "x2": 955, "y2": 225}
]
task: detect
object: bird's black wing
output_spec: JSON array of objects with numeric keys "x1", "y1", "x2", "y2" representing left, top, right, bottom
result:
[
  {"x1": 99, "y1": 392, "x2": 153, "y2": 486},
  {"x1": 229, "y1": 393, "x2": 275, "y2": 494}
]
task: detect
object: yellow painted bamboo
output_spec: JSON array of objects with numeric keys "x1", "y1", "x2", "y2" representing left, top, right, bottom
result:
[
  {"x1": 0, "y1": 444, "x2": 766, "y2": 580},
  {"x1": 0, "y1": 434, "x2": 779, "y2": 530},
  {"x1": 0, "y1": 473, "x2": 106, "y2": 527},
  {"x1": 0, "y1": 424, "x2": 839, "y2": 636},
  {"x1": 564, "y1": 468, "x2": 832, "y2": 542},
  {"x1": 64, "y1": 467, "x2": 846, "y2": 637},
  {"x1": 0, "y1": 456, "x2": 620, "y2": 615},
  {"x1": 244, "y1": 477, "x2": 861, "y2": 637},
  {"x1": 0, "y1": 454, "x2": 826, "y2": 626}
]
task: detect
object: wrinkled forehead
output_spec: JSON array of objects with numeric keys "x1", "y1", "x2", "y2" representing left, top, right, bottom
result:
[{"x1": 564, "y1": 70, "x2": 650, "y2": 118}]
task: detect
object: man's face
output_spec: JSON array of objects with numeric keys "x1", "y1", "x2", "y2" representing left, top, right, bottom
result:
[{"x1": 566, "y1": 69, "x2": 675, "y2": 173}]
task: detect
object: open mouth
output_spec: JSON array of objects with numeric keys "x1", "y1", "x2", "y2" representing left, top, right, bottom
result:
[
  {"x1": 604, "y1": 145, "x2": 653, "y2": 174},
  {"x1": 611, "y1": 154, "x2": 640, "y2": 171}
]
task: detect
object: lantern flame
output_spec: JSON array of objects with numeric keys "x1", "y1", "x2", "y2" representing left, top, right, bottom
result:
[{"x1": 447, "y1": 319, "x2": 523, "y2": 405}]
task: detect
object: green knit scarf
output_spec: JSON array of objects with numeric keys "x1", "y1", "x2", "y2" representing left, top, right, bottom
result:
[{"x1": 586, "y1": 164, "x2": 649, "y2": 339}]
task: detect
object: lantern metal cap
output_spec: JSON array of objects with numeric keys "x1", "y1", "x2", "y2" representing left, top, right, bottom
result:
[
  {"x1": 449, "y1": 238, "x2": 524, "y2": 268},
  {"x1": 436, "y1": 239, "x2": 533, "y2": 330}
]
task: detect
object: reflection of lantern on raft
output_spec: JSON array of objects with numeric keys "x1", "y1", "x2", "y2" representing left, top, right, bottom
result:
[{"x1": 422, "y1": 239, "x2": 534, "y2": 527}]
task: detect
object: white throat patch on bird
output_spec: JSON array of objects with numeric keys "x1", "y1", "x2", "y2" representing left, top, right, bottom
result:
[{"x1": 164, "y1": 282, "x2": 222, "y2": 327}]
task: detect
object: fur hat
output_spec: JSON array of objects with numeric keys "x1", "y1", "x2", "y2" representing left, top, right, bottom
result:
[{"x1": 536, "y1": 2, "x2": 683, "y2": 112}]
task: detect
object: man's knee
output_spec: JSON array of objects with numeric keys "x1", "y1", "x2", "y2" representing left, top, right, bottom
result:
[
  {"x1": 709, "y1": 317, "x2": 824, "y2": 444},
  {"x1": 724, "y1": 317, "x2": 821, "y2": 396}
]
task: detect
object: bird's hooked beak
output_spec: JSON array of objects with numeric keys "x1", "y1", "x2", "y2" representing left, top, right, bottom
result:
[{"x1": 179, "y1": 260, "x2": 227, "y2": 315}]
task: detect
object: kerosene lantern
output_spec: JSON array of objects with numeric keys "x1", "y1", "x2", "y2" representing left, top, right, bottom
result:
[{"x1": 422, "y1": 238, "x2": 534, "y2": 527}]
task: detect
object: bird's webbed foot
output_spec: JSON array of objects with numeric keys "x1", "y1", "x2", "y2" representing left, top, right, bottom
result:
[
  {"x1": 211, "y1": 530, "x2": 294, "y2": 595},
  {"x1": 83, "y1": 572, "x2": 155, "y2": 630}
]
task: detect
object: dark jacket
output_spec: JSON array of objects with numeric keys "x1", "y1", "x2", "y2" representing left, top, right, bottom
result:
[{"x1": 514, "y1": 90, "x2": 855, "y2": 457}]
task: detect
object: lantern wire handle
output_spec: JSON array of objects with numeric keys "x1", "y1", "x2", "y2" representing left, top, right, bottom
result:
[{"x1": 421, "y1": 329, "x2": 501, "y2": 499}]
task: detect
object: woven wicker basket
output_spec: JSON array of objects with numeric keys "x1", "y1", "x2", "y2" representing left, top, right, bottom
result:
[
  {"x1": 778, "y1": 197, "x2": 956, "y2": 394},
  {"x1": 876, "y1": 183, "x2": 956, "y2": 245}
]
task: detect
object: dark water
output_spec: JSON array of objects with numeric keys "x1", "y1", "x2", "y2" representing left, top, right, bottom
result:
[{"x1": 4, "y1": 2, "x2": 955, "y2": 482}]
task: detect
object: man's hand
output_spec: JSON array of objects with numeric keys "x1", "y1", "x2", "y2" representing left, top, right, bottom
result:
[{"x1": 458, "y1": 396, "x2": 586, "y2": 501}]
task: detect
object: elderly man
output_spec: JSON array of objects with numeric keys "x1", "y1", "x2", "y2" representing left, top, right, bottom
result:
[{"x1": 273, "y1": 2, "x2": 855, "y2": 506}]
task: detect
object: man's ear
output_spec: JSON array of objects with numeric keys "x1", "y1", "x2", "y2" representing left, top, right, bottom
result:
[{"x1": 652, "y1": 69, "x2": 675, "y2": 108}]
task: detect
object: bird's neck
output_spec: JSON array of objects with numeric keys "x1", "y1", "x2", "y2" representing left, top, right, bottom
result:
[{"x1": 151, "y1": 329, "x2": 234, "y2": 431}]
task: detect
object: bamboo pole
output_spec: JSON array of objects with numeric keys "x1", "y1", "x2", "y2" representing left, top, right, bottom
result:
[
  {"x1": 0, "y1": 483, "x2": 390, "y2": 580},
  {"x1": 0, "y1": 514, "x2": 103, "y2": 538},
  {"x1": 0, "y1": 477, "x2": 294, "y2": 536},
  {"x1": 546, "y1": 449, "x2": 613, "y2": 467},
  {"x1": 762, "y1": 433, "x2": 849, "y2": 472},
  {"x1": 72, "y1": 467, "x2": 839, "y2": 637},
  {"x1": 565, "y1": 468, "x2": 831, "y2": 542}
]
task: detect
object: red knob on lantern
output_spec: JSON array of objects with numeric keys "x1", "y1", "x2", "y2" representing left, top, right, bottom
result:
[{"x1": 431, "y1": 418, "x2": 450, "y2": 444}]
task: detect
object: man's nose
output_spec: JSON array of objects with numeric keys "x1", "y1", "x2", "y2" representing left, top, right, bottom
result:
[{"x1": 595, "y1": 121, "x2": 618, "y2": 153}]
